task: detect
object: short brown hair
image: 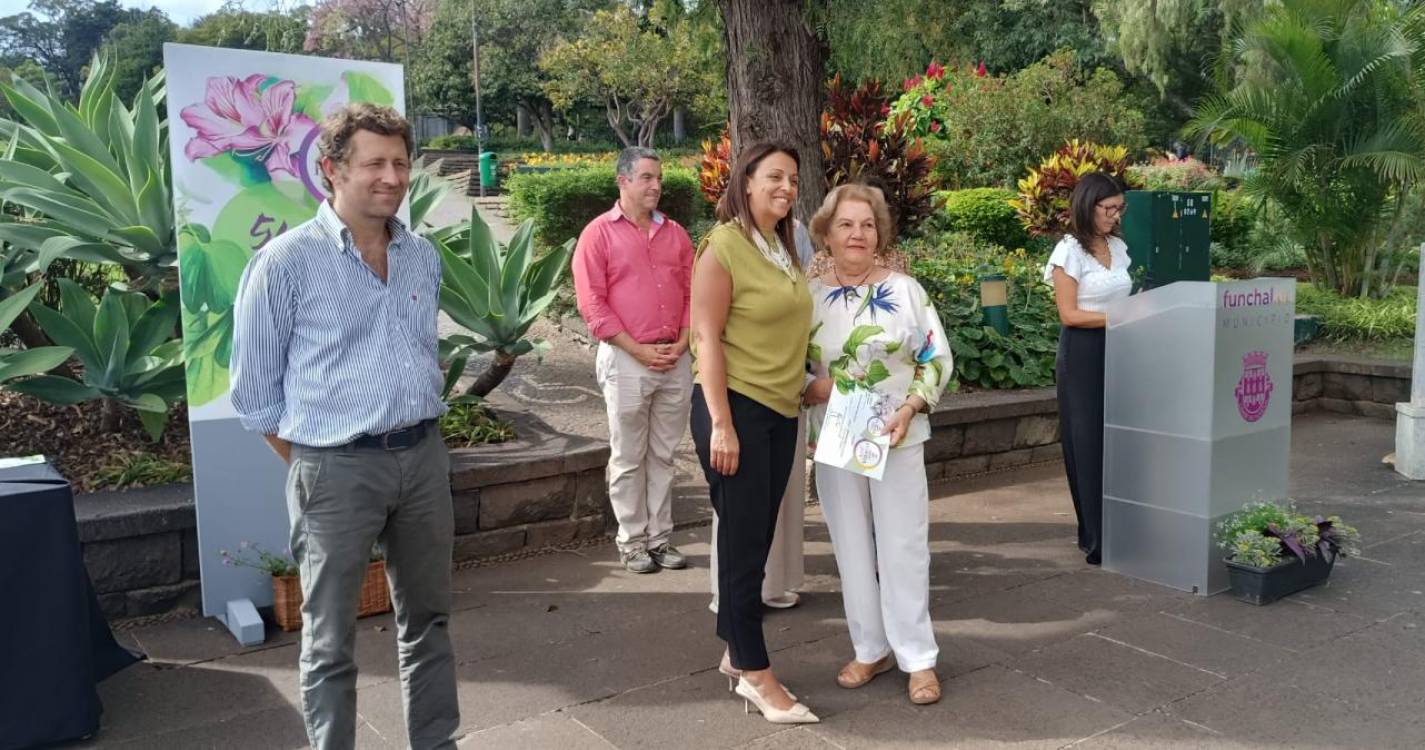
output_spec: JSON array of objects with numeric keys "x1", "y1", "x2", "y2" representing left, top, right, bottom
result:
[
  {"x1": 715, "y1": 141, "x2": 802, "y2": 269},
  {"x1": 316, "y1": 102, "x2": 413, "y2": 192},
  {"x1": 809, "y1": 183, "x2": 895, "y2": 255}
]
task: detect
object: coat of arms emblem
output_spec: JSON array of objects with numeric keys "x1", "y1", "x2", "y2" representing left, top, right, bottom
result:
[{"x1": 1234, "y1": 351, "x2": 1272, "y2": 422}]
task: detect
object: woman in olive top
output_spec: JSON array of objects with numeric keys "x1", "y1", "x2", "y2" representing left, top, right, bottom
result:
[{"x1": 690, "y1": 142, "x2": 816, "y2": 725}]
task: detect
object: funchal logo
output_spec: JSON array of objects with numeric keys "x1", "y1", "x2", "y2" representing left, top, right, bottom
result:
[{"x1": 1234, "y1": 351, "x2": 1273, "y2": 423}]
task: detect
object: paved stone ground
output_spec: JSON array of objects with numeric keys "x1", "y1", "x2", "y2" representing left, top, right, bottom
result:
[{"x1": 73, "y1": 411, "x2": 1425, "y2": 749}]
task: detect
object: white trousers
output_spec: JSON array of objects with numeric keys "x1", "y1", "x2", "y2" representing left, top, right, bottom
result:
[
  {"x1": 709, "y1": 415, "x2": 806, "y2": 605},
  {"x1": 595, "y1": 342, "x2": 693, "y2": 553},
  {"x1": 815, "y1": 442, "x2": 938, "y2": 672}
]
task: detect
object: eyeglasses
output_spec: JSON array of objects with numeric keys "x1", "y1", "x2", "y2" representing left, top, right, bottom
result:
[{"x1": 1096, "y1": 202, "x2": 1125, "y2": 217}]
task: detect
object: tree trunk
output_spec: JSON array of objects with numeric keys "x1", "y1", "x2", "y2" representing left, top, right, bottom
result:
[
  {"x1": 533, "y1": 104, "x2": 556, "y2": 152},
  {"x1": 718, "y1": 0, "x2": 827, "y2": 223},
  {"x1": 673, "y1": 108, "x2": 687, "y2": 143},
  {"x1": 516, "y1": 105, "x2": 531, "y2": 138},
  {"x1": 101, "y1": 397, "x2": 122, "y2": 433},
  {"x1": 605, "y1": 99, "x2": 635, "y2": 147},
  {"x1": 465, "y1": 351, "x2": 519, "y2": 398}
]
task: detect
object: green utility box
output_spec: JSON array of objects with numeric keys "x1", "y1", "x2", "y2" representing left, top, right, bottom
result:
[
  {"x1": 478, "y1": 151, "x2": 498, "y2": 188},
  {"x1": 1120, "y1": 190, "x2": 1212, "y2": 290}
]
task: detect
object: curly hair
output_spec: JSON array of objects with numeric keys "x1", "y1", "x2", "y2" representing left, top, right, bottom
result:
[
  {"x1": 316, "y1": 102, "x2": 413, "y2": 192},
  {"x1": 808, "y1": 183, "x2": 894, "y2": 255}
]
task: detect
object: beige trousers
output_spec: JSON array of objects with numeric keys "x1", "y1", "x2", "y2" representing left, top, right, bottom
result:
[
  {"x1": 709, "y1": 414, "x2": 807, "y2": 606},
  {"x1": 596, "y1": 342, "x2": 693, "y2": 553}
]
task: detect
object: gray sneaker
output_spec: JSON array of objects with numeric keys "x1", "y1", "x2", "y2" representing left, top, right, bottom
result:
[
  {"x1": 621, "y1": 548, "x2": 658, "y2": 574},
  {"x1": 648, "y1": 542, "x2": 687, "y2": 569}
]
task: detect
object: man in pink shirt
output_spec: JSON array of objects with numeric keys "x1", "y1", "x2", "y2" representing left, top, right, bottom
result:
[{"x1": 573, "y1": 148, "x2": 695, "y2": 574}]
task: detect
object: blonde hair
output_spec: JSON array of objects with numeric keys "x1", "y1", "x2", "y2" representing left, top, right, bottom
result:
[{"x1": 808, "y1": 183, "x2": 894, "y2": 254}]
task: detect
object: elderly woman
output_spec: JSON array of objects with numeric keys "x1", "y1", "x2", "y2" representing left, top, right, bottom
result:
[
  {"x1": 803, "y1": 183, "x2": 953, "y2": 706},
  {"x1": 690, "y1": 142, "x2": 817, "y2": 724}
]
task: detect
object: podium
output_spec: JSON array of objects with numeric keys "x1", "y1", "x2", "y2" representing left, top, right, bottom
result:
[{"x1": 1102, "y1": 279, "x2": 1295, "y2": 594}]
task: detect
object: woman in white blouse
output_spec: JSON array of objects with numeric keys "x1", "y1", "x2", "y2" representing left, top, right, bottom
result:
[
  {"x1": 803, "y1": 184, "x2": 954, "y2": 705},
  {"x1": 1043, "y1": 172, "x2": 1132, "y2": 566}
]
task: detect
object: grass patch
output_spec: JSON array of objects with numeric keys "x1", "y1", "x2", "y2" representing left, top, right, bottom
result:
[
  {"x1": 92, "y1": 451, "x2": 193, "y2": 491},
  {"x1": 440, "y1": 401, "x2": 516, "y2": 448}
]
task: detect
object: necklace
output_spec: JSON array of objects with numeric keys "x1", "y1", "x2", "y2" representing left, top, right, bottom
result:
[
  {"x1": 828, "y1": 263, "x2": 875, "y2": 308},
  {"x1": 833, "y1": 264, "x2": 874, "y2": 289}
]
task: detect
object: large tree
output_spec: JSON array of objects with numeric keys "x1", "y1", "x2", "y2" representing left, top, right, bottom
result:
[
  {"x1": 180, "y1": 3, "x2": 311, "y2": 53},
  {"x1": 718, "y1": 0, "x2": 826, "y2": 221},
  {"x1": 0, "y1": 0, "x2": 160, "y2": 97},
  {"x1": 303, "y1": 0, "x2": 435, "y2": 63},
  {"x1": 103, "y1": 11, "x2": 176, "y2": 103},
  {"x1": 540, "y1": 5, "x2": 720, "y2": 147}
]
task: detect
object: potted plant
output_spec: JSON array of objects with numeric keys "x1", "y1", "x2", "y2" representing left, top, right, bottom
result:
[
  {"x1": 1216, "y1": 501, "x2": 1361, "y2": 605},
  {"x1": 220, "y1": 542, "x2": 392, "y2": 631}
]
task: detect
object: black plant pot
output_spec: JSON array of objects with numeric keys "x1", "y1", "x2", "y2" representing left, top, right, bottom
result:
[{"x1": 1224, "y1": 550, "x2": 1336, "y2": 605}]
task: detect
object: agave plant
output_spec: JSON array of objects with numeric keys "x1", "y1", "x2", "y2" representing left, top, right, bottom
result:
[
  {"x1": 436, "y1": 209, "x2": 574, "y2": 398},
  {"x1": 10, "y1": 281, "x2": 185, "y2": 439},
  {"x1": 0, "y1": 55, "x2": 174, "y2": 288},
  {"x1": 0, "y1": 283, "x2": 72, "y2": 386}
]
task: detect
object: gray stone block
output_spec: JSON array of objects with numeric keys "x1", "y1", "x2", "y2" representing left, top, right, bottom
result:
[
  {"x1": 1356, "y1": 401, "x2": 1394, "y2": 419},
  {"x1": 1295, "y1": 372, "x2": 1323, "y2": 401},
  {"x1": 479, "y1": 475, "x2": 575, "y2": 529},
  {"x1": 181, "y1": 530, "x2": 200, "y2": 579},
  {"x1": 1292, "y1": 400, "x2": 1314, "y2": 415},
  {"x1": 453, "y1": 528, "x2": 527, "y2": 561},
  {"x1": 127, "y1": 580, "x2": 201, "y2": 616},
  {"x1": 963, "y1": 418, "x2": 1018, "y2": 455},
  {"x1": 1318, "y1": 398, "x2": 1354, "y2": 415},
  {"x1": 74, "y1": 484, "x2": 195, "y2": 543},
  {"x1": 571, "y1": 469, "x2": 609, "y2": 519},
  {"x1": 84, "y1": 532, "x2": 181, "y2": 594},
  {"x1": 97, "y1": 591, "x2": 127, "y2": 619},
  {"x1": 1371, "y1": 375, "x2": 1410, "y2": 405},
  {"x1": 930, "y1": 387, "x2": 1058, "y2": 427},
  {"x1": 990, "y1": 448, "x2": 1035, "y2": 470},
  {"x1": 452, "y1": 490, "x2": 481, "y2": 535},
  {"x1": 1031, "y1": 444, "x2": 1063, "y2": 463},
  {"x1": 923, "y1": 425, "x2": 964, "y2": 462},
  {"x1": 525, "y1": 518, "x2": 582, "y2": 548},
  {"x1": 1324, "y1": 372, "x2": 1373, "y2": 402},
  {"x1": 1013, "y1": 414, "x2": 1059, "y2": 448},
  {"x1": 941, "y1": 455, "x2": 990, "y2": 478},
  {"x1": 573, "y1": 514, "x2": 611, "y2": 540}
]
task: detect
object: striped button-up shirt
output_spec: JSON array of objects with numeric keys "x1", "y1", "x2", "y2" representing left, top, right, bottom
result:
[{"x1": 230, "y1": 201, "x2": 447, "y2": 447}]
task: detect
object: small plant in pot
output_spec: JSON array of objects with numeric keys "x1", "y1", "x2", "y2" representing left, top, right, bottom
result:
[
  {"x1": 221, "y1": 542, "x2": 391, "y2": 631},
  {"x1": 1216, "y1": 501, "x2": 1361, "y2": 605}
]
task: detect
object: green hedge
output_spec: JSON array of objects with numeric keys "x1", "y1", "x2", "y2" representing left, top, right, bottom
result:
[
  {"x1": 506, "y1": 166, "x2": 706, "y2": 247},
  {"x1": 903, "y1": 231, "x2": 1060, "y2": 390},
  {"x1": 1298, "y1": 283, "x2": 1415, "y2": 341},
  {"x1": 928, "y1": 188, "x2": 1031, "y2": 251}
]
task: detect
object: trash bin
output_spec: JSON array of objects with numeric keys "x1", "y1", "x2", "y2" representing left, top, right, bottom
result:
[{"x1": 478, "y1": 151, "x2": 497, "y2": 189}]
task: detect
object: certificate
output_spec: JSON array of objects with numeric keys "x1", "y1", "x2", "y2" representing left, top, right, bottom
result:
[{"x1": 814, "y1": 388, "x2": 892, "y2": 480}]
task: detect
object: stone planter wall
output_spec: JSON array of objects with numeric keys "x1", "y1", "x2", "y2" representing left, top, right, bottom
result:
[
  {"x1": 75, "y1": 412, "x2": 609, "y2": 621},
  {"x1": 71, "y1": 355, "x2": 1405, "y2": 621}
]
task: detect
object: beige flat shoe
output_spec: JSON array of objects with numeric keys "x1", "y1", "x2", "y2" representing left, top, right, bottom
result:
[
  {"x1": 908, "y1": 669, "x2": 941, "y2": 705},
  {"x1": 836, "y1": 655, "x2": 894, "y2": 689}
]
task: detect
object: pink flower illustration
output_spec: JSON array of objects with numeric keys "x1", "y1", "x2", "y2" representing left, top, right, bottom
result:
[{"x1": 181, "y1": 74, "x2": 316, "y2": 178}]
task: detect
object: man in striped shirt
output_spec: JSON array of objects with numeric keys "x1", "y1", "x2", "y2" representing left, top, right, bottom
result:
[
  {"x1": 572, "y1": 147, "x2": 695, "y2": 574},
  {"x1": 230, "y1": 103, "x2": 458, "y2": 750}
]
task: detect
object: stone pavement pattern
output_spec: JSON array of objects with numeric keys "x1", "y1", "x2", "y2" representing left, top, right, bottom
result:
[{"x1": 77, "y1": 412, "x2": 1425, "y2": 749}]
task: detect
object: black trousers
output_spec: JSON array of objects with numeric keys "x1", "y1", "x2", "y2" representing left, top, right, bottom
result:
[
  {"x1": 1056, "y1": 326, "x2": 1106, "y2": 558},
  {"x1": 690, "y1": 385, "x2": 797, "y2": 671}
]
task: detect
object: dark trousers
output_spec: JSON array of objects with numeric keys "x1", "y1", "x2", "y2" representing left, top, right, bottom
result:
[
  {"x1": 1056, "y1": 326, "x2": 1106, "y2": 559},
  {"x1": 690, "y1": 385, "x2": 798, "y2": 671}
]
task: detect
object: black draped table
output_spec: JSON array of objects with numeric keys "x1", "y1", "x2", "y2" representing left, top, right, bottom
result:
[{"x1": 0, "y1": 459, "x2": 142, "y2": 749}]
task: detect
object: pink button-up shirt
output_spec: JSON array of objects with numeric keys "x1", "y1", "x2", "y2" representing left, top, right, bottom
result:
[{"x1": 572, "y1": 203, "x2": 693, "y2": 344}]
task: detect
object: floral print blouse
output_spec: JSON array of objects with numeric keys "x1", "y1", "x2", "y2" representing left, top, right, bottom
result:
[{"x1": 806, "y1": 271, "x2": 954, "y2": 450}]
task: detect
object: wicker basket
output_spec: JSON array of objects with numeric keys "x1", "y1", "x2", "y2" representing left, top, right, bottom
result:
[{"x1": 271, "y1": 560, "x2": 393, "y2": 632}]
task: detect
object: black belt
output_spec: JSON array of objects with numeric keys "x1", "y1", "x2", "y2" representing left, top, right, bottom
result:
[{"x1": 344, "y1": 420, "x2": 434, "y2": 450}]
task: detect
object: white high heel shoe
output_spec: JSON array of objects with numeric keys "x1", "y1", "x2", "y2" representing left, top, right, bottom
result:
[
  {"x1": 735, "y1": 677, "x2": 819, "y2": 724},
  {"x1": 719, "y1": 653, "x2": 795, "y2": 699}
]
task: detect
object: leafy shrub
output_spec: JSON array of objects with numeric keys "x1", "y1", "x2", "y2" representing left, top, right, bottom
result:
[
  {"x1": 506, "y1": 166, "x2": 705, "y2": 247},
  {"x1": 1297, "y1": 283, "x2": 1415, "y2": 341},
  {"x1": 821, "y1": 75, "x2": 936, "y2": 234},
  {"x1": 1127, "y1": 156, "x2": 1225, "y2": 192},
  {"x1": 1208, "y1": 188, "x2": 1256, "y2": 270},
  {"x1": 698, "y1": 76, "x2": 938, "y2": 237},
  {"x1": 426, "y1": 134, "x2": 479, "y2": 151},
  {"x1": 1013, "y1": 140, "x2": 1142, "y2": 238},
  {"x1": 1216, "y1": 500, "x2": 1361, "y2": 568},
  {"x1": 904, "y1": 232, "x2": 1060, "y2": 390},
  {"x1": 929, "y1": 188, "x2": 1028, "y2": 250},
  {"x1": 891, "y1": 52, "x2": 1149, "y2": 190},
  {"x1": 440, "y1": 400, "x2": 516, "y2": 448}
]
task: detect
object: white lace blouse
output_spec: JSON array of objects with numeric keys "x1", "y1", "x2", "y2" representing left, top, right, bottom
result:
[{"x1": 1041, "y1": 234, "x2": 1132, "y2": 313}]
